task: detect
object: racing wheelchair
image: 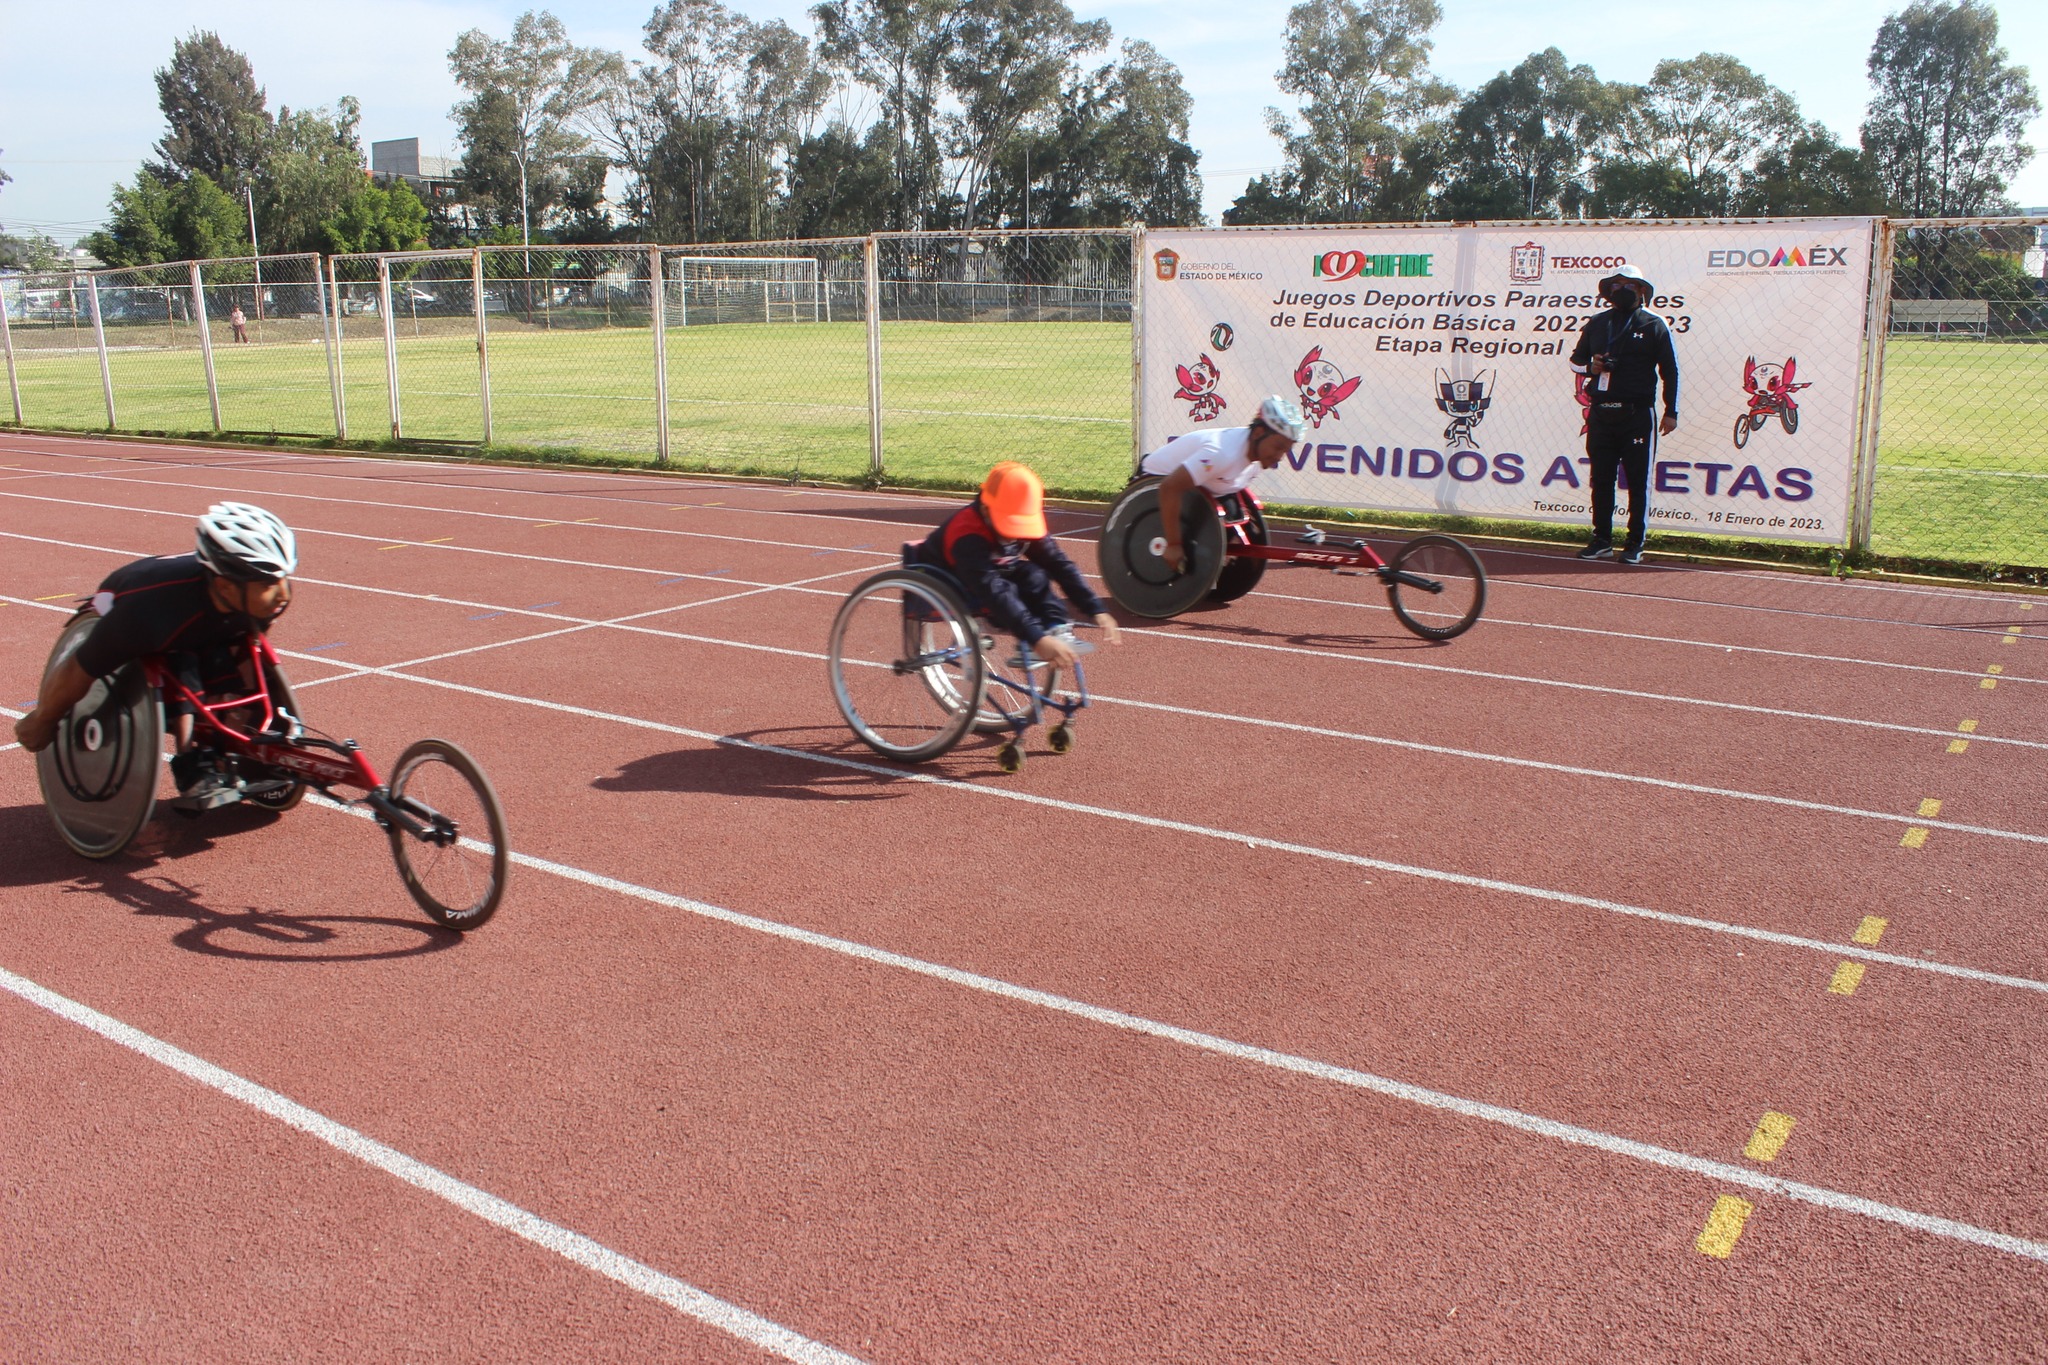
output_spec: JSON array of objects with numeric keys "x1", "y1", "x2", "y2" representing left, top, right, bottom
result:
[
  {"x1": 826, "y1": 549, "x2": 1092, "y2": 773},
  {"x1": 1098, "y1": 477, "x2": 1487, "y2": 640},
  {"x1": 34, "y1": 612, "x2": 509, "y2": 929}
]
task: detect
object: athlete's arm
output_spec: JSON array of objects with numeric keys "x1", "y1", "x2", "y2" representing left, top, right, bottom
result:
[
  {"x1": 13, "y1": 656, "x2": 93, "y2": 753},
  {"x1": 1656, "y1": 321, "x2": 1680, "y2": 433},
  {"x1": 1157, "y1": 464, "x2": 1198, "y2": 573},
  {"x1": 1025, "y1": 538, "x2": 1120, "y2": 645}
]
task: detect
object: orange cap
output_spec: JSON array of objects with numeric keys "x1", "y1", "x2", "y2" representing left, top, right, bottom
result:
[{"x1": 980, "y1": 461, "x2": 1047, "y2": 539}]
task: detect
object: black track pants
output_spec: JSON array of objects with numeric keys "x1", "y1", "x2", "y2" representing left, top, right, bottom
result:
[{"x1": 1586, "y1": 402, "x2": 1654, "y2": 549}]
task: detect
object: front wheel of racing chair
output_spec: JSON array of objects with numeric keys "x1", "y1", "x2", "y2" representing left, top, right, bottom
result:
[{"x1": 829, "y1": 568, "x2": 988, "y2": 762}]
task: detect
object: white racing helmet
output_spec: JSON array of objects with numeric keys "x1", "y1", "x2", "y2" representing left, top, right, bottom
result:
[
  {"x1": 1255, "y1": 394, "x2": 1307, "y2": 442},
  {"x1": 195, "y1": 502, "x2": 298, "y2": 581}
]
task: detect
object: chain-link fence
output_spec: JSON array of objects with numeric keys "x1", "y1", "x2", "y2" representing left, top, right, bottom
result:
[
  {"x1": 876, "y1": 229, "x2": 1132, "y2": 494},
  {"x1": 660, "y1": 237, "x2": 870, "y2": 481},
  {"x1": 1864, "y1": 217, "x2": 2048, "y2": 567},
  {"x1": 9, "y1": 221, "x2": 2046, "y2": 572}
]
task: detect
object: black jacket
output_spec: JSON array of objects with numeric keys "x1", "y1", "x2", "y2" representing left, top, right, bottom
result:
[{"x1": 1570, "y1": 306, "x2": 1679, "y2": 417}]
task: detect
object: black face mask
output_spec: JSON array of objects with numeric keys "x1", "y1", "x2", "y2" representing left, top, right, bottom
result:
[{"x1": 1604, "y1": 285, "x2": 1640, "y2": 311}]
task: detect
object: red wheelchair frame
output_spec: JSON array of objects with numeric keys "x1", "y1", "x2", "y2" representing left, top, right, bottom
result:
[{"x1": 146, "y1": 631, "x2": 399, "y2": 800}]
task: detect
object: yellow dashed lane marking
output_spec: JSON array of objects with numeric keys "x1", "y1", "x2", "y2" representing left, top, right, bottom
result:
[
  {"x1": 33, "y1": 592, "x2": 75, "y2": 601},
  {"x1": 1917, "y1": 797, "x2": 1943, "y2": 818},
  {"x1": 2002, "y1": 636, "x2": 2018, "y2": 645},
  {"x1": 1697, "y1": 1196, "x2": 1754, "y2": 1258},
  {"x1": 1958, "y1": 719, "x2": 1978, "y2": 733},
  {"x1": 1744, "y1": 1112, "x2": 1797, "y2": 1162},
  {"x1": 1852, "y1": 916, "x2": 1888, "y2": 946},
  {"x1": 2007, "y1": 625, "x2": 2024, "y2": 634},
  {"x1": 1947, "y1": 739, "x2": 1970, "y2": 754},
  {"x1": 1980, "y1": 679, "x2": 1998, "y2": 690},
  {"x1": 1900, "y1": 827, "x2": 1929, "y2": 848},
  {"x1": 378, "y1": 543, "x2": 406, "y2": 551},
  {"x1": 1829, "y1": 961, "x2": 1867, "y2": 995},
  {"x1": 1986, "y1": 664, "x2": 2004, "y2": 674},
  {"x1": 425, "y1": 536, "x2": 454, "y2": 544}
]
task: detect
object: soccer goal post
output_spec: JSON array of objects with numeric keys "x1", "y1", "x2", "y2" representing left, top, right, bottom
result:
[{"x1": 668, "y1": 256, "x2": 822, "y2": 326}]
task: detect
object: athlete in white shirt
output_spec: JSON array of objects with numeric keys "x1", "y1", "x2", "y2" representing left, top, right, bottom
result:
[{"x1": 1139, "y1": 394, "x2": 1306, "y2": 573}]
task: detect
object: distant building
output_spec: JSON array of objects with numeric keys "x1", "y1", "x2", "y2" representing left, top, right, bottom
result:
[{"x1": 371, "y1": 138, "x2": 460, "y2": 201}]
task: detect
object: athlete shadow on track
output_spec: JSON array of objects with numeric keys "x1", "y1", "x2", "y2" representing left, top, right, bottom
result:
[
  {"x1": 1165, "y1": 604, "x2": 1451, "y2": 655},
  {"x1": 0, "y1": 801, "x2": 460, "y2": 963},
  {"x1": 593, "y1": 731, "x2": 916, "y2": 802}
]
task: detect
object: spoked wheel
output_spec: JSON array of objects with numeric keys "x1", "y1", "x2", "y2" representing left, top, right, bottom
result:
[
  {"x1": 1210, "y1": 499, "x2": 1269, "y2": 603},
  {"x1": 1732, "y1": 412, "x2": 1751, "y2": 449},
  {"x1": 36, "y1": 613, "x2": 164, "y2": 859},
  {"x1": 1384, "y1": 534, "x2": 1487, "y2": 640},
  {"x1": 384, "y1": 739, "x2": 508, "y2": 930},
  {"x1": 829, "y1": 569, "x2": 984, "y2": 762}
]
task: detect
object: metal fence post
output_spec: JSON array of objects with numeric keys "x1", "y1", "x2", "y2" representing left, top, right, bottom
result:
[
  {"x1": 473, "y1": 248, "x2": 492, "y2": 444},
  {"x1": 190, "y1": 260, "x2": 223, "y2": 430},
  {"x1": 649, "y1": 245, "x2": 670, "y2": 466},
  {"x1": 864, "y1": 234, "x2": 883, "y2": 481},
  {"x1": 1849, "y1": 218, "x2": 1898, "y2": 555},
  {"x1": 87, "y1": 272, "x2": 116, "y2": 430},
  {"x1": 1129, "y1": 224, "x2": 1146, "y2": 473},
  {"x1": 378, "y1": 257, "x2": 401, "y2": 439},
  {"x1": 0, "y1": 278, "x2": 21, "y2": 424},
  {"x1": 328, "y1": 262, "x2": 349, "y2": 439},
  {"x1": 315, "y1": 256, "x2": 344, "y2": 438}
]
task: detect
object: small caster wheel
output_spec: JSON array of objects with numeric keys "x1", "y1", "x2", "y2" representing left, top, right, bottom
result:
[
  {"x1": 997, "y1": 742, "x2": 1024, "y2": 774},
  {"x1": 1047, "y1": 724, "x2": 1074, "y2": 754}
]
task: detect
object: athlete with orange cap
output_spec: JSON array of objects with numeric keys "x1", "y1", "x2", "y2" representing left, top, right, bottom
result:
[{"x1": 913, "y1": 461, "x2": 1121, "y2": 671}]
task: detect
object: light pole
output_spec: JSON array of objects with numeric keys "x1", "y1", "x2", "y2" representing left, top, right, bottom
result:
[{"x1": 245, "y1": 185, "x2": 265, "y2": 323}]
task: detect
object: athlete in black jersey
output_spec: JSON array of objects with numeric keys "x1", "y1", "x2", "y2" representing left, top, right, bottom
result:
[{"x1": 15, "y1": 503, "x2": 298, "y2": 807}]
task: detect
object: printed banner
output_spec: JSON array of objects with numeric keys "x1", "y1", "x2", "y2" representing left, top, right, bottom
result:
[{"x1": 1140, "y1": 220, "x2": 1877, "y2": 545}]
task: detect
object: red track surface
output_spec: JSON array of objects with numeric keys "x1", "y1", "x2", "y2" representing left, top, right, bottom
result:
[{"x1": 2, "y1": 431, "x2": 2044, "y2": 1362}]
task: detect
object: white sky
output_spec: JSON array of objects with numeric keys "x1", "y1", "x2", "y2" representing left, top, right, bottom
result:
[{"x1": 2, "y1": 0, "x2": 2044, "y2": 240}]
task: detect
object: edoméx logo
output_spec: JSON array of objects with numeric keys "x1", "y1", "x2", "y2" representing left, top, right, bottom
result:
[
  {"x1": 1707, "y1": 244, "x2": 1853, "y2": 271},
  {"x1": 1313, "y1": 250, "x2": 1433, "y2": 281}
]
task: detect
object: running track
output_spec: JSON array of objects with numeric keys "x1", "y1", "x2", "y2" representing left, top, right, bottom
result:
[{"x1": 1, "y1": 431, "x2": 2043, "y2": 1362}]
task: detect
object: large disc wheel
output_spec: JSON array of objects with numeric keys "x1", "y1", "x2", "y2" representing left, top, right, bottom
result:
[
  {"x1": 244, "y1": 660, "x2": 307, "y2": 812},
  {"x1": 35, "y1": 613, "x2": 164, "y2": 860},
  {"x1": 385, "y1": 738, "x2": 508, "y2": 930},
  {"x1": 1098, "y1": 476, "x2": 1226, "y2": 619},
  {"x1": 828, "y1": 569, "x2": 984, "y2": 762},
  {"x1": 1385, "y1": 534, "x2": 1487, "y2": 640},
  {"x1": 1209, "y1": 499, "x2": 1270, "y2": 603},
  {"x1": 1779, "y1": 405, "x2": 1799, "y2": 435}
]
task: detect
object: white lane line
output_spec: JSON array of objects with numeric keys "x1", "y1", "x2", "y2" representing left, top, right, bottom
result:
[
  {"x1": 296, "y1": 656, "x2": 2048, "y2": 997},
  {"x1": 321, "y1": 804, "x2": 2048, "y2": 1269},
  {"x1": 1127, "y1": 624, "x2": 2048, "y2": 752},
  {"x1": 262, "y1": 595, "x2": 2048, "y2": 850},
  {"x1": 11, "y1": 520, "x2": 2039, "y2": 751},
  {"x1": 12, "y1": 561, "x2": 2048, "y2": 848},
  {"x1": 0, "y1": 523, "x2": 863, "y2": 598},
  {"x1": 16, "y1": 445, "x2": 2026, "y2": 638},
  {"x1": 0, "y1": 967, "x2": 864, "y2": 1365},
  {"x1": 0, "y1": 436, "x2": 1033, "y2": 515},
  {"x1": 0, "y1": 481, "x2": 901, "y2": 562},
  {"x1": 1237, "y1": 583, "x2": 2048, "y2": 685}
]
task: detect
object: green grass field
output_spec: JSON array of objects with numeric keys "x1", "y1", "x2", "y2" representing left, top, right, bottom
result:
[
  {"x1": 7, "y1": 322, "x2": 2045, "y2": 569},
  {"x1": 8, "y1": 318, "x2": 1133, "y2": 493}
]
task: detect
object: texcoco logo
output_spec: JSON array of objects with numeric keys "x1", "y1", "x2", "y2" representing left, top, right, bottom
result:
[
  {"x1": 1313, "y1": 250, "x2": 1433, "y2": 281},
  {"x1": 1707, "y1": 244, "x2": 1852, "y2": 269},
  {"x1": 1508, "y1": 243, "x2": 1628, "y2": 281}
]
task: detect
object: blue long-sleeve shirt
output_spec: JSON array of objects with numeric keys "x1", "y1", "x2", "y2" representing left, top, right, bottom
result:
[{"x1": 915, "y1": 502, "x2": 1104, "y2": 644}]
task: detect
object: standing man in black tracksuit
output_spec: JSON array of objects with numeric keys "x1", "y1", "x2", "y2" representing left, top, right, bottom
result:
[{"x1": 1569, "y1": 264, "x2": 1679, "y2": 565}]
